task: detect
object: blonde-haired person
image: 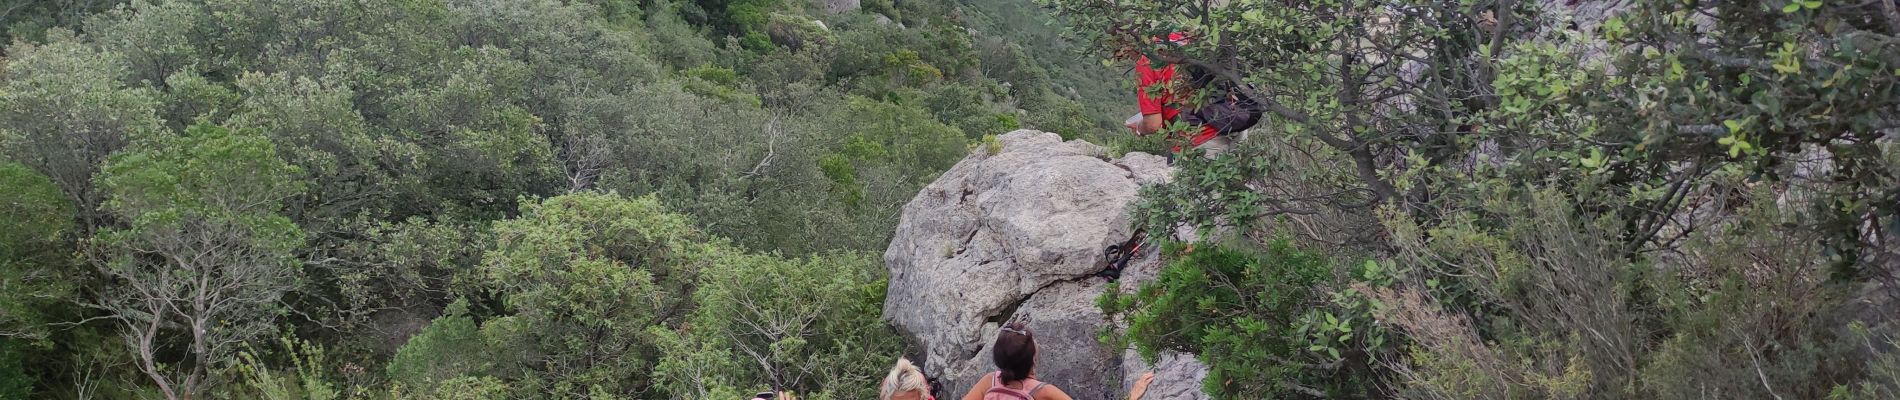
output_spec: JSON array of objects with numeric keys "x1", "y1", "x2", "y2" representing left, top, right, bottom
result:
[{"x1": 881, "y1": 357, "x2": 936, "y2": 400}]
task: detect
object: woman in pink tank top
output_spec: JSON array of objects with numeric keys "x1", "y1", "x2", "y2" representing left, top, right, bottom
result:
[{"x1": 957, "y1": 322, "x2": 1157, "y2": 400}]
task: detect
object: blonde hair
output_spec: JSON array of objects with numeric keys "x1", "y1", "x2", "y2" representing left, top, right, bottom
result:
[{"x1": 879, "y1": 358, "x2": 929, "y2": 400}]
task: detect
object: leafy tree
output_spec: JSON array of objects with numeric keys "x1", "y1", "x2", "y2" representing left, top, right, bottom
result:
[
  {"x1": 0, "y1": 0, "x2": 1139, "y2": 397},
  {"x1": 1375, "y1": 186, "x2": 1883, "y2": 398},
  {"x1": 227, "y1": 72, "x2": 396, "y2": 227},
  {"x1": 576, "y1": 0, "x2": 643, "y2": 22},
  {"x1": 697, "y1": 0, "x2": 783, "y2": 38},
  {"x1": 650, "y1": 327, "x2": 744, "y2": 400},
  {"x1": 0, "y1": 162, "x2": 71, "y2": 397},
  {"x1": 661, "y1": 251, "x2": 901, "y2": 399},
  {"x1": 1478, "y1": 0, "x2": 1900, "y2": 275},
  {"x1": 316, "y1": 216, "x2": 489, "y2": 332},
  {"x1": 386, "y1": 300, "x2": 490, "y2": 392},
  {"x1": 80, "y1": 0, "x2": 206, "y2": 86},
  {"x1": 957, "y1": 0, "x2": 1125, "y2": 132},
  {"x1": 400, "y1": 376, "x2": 512, "y2": 400},
  {"x1": 770, "y1": 96, "x2": 966, "y2": 252},
  {"x1": 383, "y1": 47, "x2": 560, "y2": 218},
  {"x1": 0, "y1": 339, "x2": 31, "y2": 399},
  {"x1": 159, "y1": 69, "x2": 241, "y2": 131},
  {"x1": 1050, "y1": 0, "x2": 1900, "y2": 397},
  {"x1": 0, "y1": 162, "x2": 76, "y2": 342},
  {"x1": 0, "y1": 0, "x2": 127, "y2": 44},
  {"x1": 92, "y1": 122, "x2": 306, "y2": 400},
  {"x1": 476, "y1": 192, "x2": 705, "y2": 397},
  {"x1": 440, "y1": 0, "x2": 658, "y2": 93},
  {"x1": 643, "y1": 2, "x2": 732, "y2": 70},
  {"x1": 190, "y1": 0, "x2": 459, "y2": 84},
  {"x1": 1041, "y1": 0, "x2": 1510, "y2": 208},
  {"x1": 0, "y1": 29, "x2": 163, "y2": 231},
  {"x1": 861, "y1": 0, "x2": 896, "y2": 20},
  {"x1": 236, "y1": 337, "x2": 342, "y2": 400}
]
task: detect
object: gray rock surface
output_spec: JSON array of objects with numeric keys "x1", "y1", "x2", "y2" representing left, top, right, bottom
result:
[
  {"x1": 1121, "y1": 351, "x2": 1212, "y2": 400},
  {"x1": 1110, "y1": 219, "x2": 1212, "y2": 400},
  {"x1": 821, "y1": 0, "x2": 859, "y2": 14},
  {"x1": 882, "y1": 130, "x2": 1206, "y2": 399}
]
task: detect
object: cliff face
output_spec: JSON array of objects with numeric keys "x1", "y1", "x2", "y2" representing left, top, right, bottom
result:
[{"x1": 881, "y1": 130, "x2": 1206, "y2": 400}]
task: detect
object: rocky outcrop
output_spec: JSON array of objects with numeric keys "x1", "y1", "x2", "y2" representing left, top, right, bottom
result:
[
  {"x1": 882, "y1": 130, "x2": 1208, "y2": 399},
  {"x1": 820, "y1": 0, "x2": 859, "y2": 14}
]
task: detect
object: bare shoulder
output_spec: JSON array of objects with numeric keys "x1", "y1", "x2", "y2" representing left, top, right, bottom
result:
[
  {"x1": 1033, "y1": 383, "x2": 1072, "y2": 400},
  {"x1": 961, "y1": 372, "x2": 996, "y2": 400}
]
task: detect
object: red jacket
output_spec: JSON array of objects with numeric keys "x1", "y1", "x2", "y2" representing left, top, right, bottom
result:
[{"x1": 1135, "y1": 34, "x2": 1219, "y2": 147}]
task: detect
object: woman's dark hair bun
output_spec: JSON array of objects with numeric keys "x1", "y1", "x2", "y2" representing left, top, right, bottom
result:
[{"x1": 992, "y1": 322, "x2": 1036, "y2": 382}]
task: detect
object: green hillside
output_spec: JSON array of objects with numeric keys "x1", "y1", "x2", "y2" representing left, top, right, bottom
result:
[{"x1": 0, "y1": 0, "x2": 1126, "y2": 398}]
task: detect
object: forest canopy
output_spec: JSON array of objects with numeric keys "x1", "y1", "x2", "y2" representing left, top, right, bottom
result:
[
  {"x1": 0, "y1": 0, "x2": 1127, "y2": 398},
  {"x1": 9, "y1": 0, "x2": 1900, "y2": 399}
]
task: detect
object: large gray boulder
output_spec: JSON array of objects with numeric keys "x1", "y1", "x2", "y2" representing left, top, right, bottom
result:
[{"x1": 882, "y1": 130, "x2": 1206, "y2": 399}]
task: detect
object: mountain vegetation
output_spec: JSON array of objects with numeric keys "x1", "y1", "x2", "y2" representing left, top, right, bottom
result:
[
  {"x1": 1066, "y1": 0, "x2": 1900, "y2": 398},
  {"x1": 0, "y1": 0, "x2": 1125, "y2": 398},
  {"x1": 9, "y1": 0, "x2": 1900, "y2": 399}
]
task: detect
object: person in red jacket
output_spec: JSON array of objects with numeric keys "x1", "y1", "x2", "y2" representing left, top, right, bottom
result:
[{"x1": 1120, "y1": 32, "x2": 1231, "y2": 156}]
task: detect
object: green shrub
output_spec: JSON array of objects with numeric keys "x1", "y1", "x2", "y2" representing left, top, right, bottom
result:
[
  {"x1": 1378, "y1": 187, "x2": 1879, "y2": 399},
  {"x1": 399, "y1": 376, "x2": 511, "y2": 400},
  {"x1": 742, "y1": 31, "x2": 776, "y2": 53},
  {"x1": 1102, "y1": 240, "x2": 1381, "y2": 398},
  {"x1": 765, "y1": 13, "x2": 831, "y2": 51},
  {"x1": 0, "y1": 339, "x2": 32, "y2": 400},
  {"x1": 475, "y1": 192, "x2": 703, "y2": 397},
  {"x1": 1829, "y1": 322, "x2": 1900, "y2": 399},
  {"x1": 685, "y1": 65, "x2": 741, "y2": 86},
  {"x1": 0, "y1": 162, "x2": 74, "y2": 342},
  {"x1": 387, "y1": 300, "x2": 491, "y2": 392},
  {"x1": 862, "y1": 0, "x2": 896, "y2": 19},
  {"x1": 817, "y1": 153, "x2": 864, "y2": 207},
  {"x1": 981, "y1": 134, "x2": 1002, "y2": 155},
  {"x1": 682, "y1": 65, "x2": 760, "y2": 104},
  {"x1": 658, "y1": 251, "x2": 899, "y2": 399},
  {"x1": 237, "y1": 337, "x2": 342, "y2": 400}
]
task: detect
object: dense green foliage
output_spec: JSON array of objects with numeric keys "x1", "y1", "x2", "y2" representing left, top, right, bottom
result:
[
  {"x1": 0, "y1": 161, "x2": 73, "y2": 342},
  {"x1": 0, "y1": 0, "x2": 1126, "y2": 398},
  {"x1": 1101, "y1": 240, "x2": 1390, "y2": 398},
  {"x1": 1056, "y1": 0, "x2": 1900, "y2": 398},
  {"x1": 23, "y1": 0, "x2": 1894, "y2": 398},
  {"x1": 93, "y1": 121, "x2": 307, "y2": 399}
]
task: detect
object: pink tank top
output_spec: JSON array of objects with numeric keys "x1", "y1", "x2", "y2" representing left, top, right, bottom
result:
[{"x1": 982, "y1": 372, "x2": 1047, "y2": 400}]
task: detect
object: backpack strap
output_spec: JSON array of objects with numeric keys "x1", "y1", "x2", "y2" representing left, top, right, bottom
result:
[
  {"x1": 984, "y1": 373, "x2": 1035, "y2": 400},
  {"x1": 1028, "y1": 382, "x2": 1049, "y2": 395},
  {"x1": 986, "y1": 387, "x2": 1032, "y2": 400}
]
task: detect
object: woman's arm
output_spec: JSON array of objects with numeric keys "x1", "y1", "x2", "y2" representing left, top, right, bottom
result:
[
  {"x1": 1127, "y1": 373, "x2": 1155, "y2": 400},
  {"x1": 961, "y1": 372, "x2": 993, "y2": 400}
]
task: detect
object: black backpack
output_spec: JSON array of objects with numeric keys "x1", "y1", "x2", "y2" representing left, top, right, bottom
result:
[{"x1": 1178, "y1": 64, "x2": 1263, "y2": 135}]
